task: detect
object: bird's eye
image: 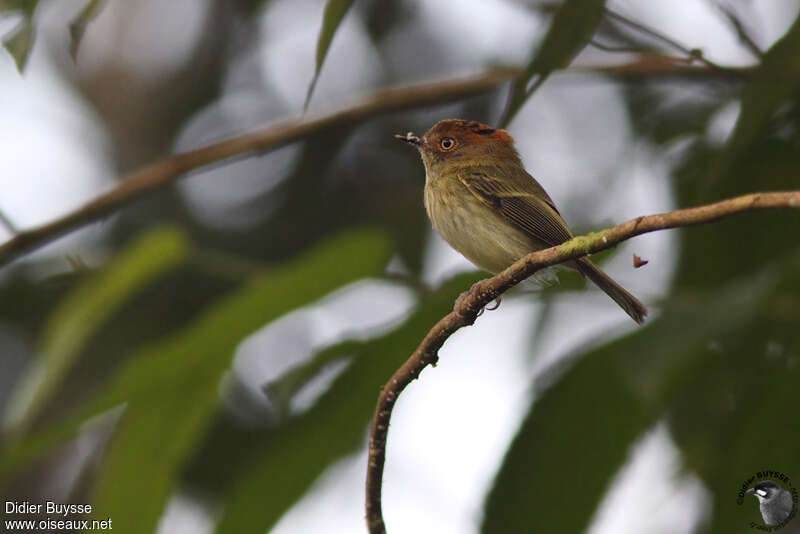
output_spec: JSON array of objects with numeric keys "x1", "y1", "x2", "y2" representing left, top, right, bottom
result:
[{"x1": 440, "y1": 137, "x2": 456, "y2": 150}]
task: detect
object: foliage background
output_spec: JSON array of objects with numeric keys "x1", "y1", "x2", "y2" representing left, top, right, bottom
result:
[{"x1": 1, "y1": 0, "x2": 799, "y2": 533}]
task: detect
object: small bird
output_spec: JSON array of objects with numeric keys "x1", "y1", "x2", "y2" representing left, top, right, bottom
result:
[
  {"x1": 747, "y1": 481, "x2": 794, "y2": 526},
  {"x1": 396, "y1": 119, "x2": 647, "y2": 324}
]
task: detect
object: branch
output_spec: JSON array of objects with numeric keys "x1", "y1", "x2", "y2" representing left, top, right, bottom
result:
[
  {"x1": 0, "y1": 209, "x2": 18, "y2": 236},
  {"x1": 0, "y1": 69, "x2": 518, "y2": 268},
  {"x1": 710, "y1": 0, "x2": 763, "y2": 59},
  {"x1": 604, "y1": 7, "x2": 739, "y2": 77},
  {"x1": 0, "y1": 59, "x2": 749, "y2": 269},
  {"x1": 365, "y1": 190, "x2": 800, "y2": 534}
]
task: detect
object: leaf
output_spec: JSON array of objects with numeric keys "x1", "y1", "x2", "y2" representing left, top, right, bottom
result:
[
  {"x1": 214, "y1": 272, "x2": 482, "y2": 534},
  {"x1": 0, "y1": 1, "x2": 37, "y2": 16},
  {"x1": 656, "y1": 258, "x2": 800, "y2": 534},
  {"x1": 3, "y1": 227, "x2": 189, "y2": 434},
  {"x1": 501, "y1": 0, "x2": 606, "y2": 125},
  {"x1": 303, "y1": 0, "x2": 354, "y2": 110},
  {"x1": 264, "y1": 338, "x2": 369, "y2": 418},
  {"x1": 711, "y1": 11, "x2": 800, "y2": 180},
  {"x1": 481, "y1": 333, "x2": 652, "y2": 533},
  {"x1": 3, "y1": 17, "x2": 34, "y2": 71},
  {"x1": 83, "y1": 230, "x2": 391, "y2": 533},
  {"x1": 68, "y1": 0, "x2": 106, "y2": 60},
  {"x1": 482, "y1": 272, "x2": 773, "y2": 533}
]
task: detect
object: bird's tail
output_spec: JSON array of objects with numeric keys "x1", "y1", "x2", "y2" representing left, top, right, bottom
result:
[{"x1": 575, "y1": 258, "x2": 647, "y2": 324}]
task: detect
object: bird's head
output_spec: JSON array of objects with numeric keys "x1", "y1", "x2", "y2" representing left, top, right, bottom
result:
[
  {"x1": 395, "y1": 119, "x2": 521, "y2": 174},
  {"x1": 746, "y1": 481, "x2": 783, "y2": 502}
]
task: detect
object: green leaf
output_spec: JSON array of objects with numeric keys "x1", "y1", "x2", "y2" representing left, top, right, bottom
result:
[
  {"x1": 657, "y1": 258, "x2": 800, "y2": 534},
  {"x1": 502, "y1": 0, "x2": 606, "y2": 125},
  {"x1": 68, "y1": 0, "x2": 106, "y2": 60},
  {"x1": 214, "y1": 272, "x2": 482, "y2": 534},
  {"x1": 3, "y1": 227, "x2": 189, "y2": 434},
  {"x1": 0, "y1": 1, "x2": 37, "y2": 16},
  {"x1": 84, "y1": 230, "x2": 391, "y2": 533},
  {"x1": 712, "y1": 11, "x2": 800, "y2": 181},
  {"x1": 3, "y1": 17, "x2": 34, "y2": 71},
  {"x1": 304, "y1": 0, "x2": 354, "y2": 110},
  {"x1": 481, "y1": 332, "x2": 652, "y2": 533},
  {"x1": 482, "y1": 274, "x2": 773, "y2": 533},
  {"x1": 264, "y1": 337, "x2": 369, "y2": 418}
]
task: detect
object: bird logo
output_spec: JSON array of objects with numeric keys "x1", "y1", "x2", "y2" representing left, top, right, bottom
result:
[{"x1": 745, "y1": 479, "x2": 797, "y2": 529}]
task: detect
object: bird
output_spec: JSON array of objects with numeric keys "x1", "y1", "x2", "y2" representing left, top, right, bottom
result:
[
  {"x1": 747, "y1": 481, "x2": 794, "y2": 525},
  {"x1": 396, "y1": 119, "x2": 647, "y2": 324}
]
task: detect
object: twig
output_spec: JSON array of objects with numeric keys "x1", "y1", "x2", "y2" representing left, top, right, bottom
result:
[
  {"x1": 604, "y1": 7, "x2": 740, "y2": 77},
  {"x1": 0, "y1": 210, "x2": 18, "y2": 235},
  {"x1": 589, "y1": 39, "x2": 641, "y2": 54},
  {"x1": 365, "y1": 190, "x2": 800, "y2": 534},
  {"x1": 575, "y1": 53, "x2": 751, "y2": 79},
  {"x1": 710, "y1": 0, "x2": 763, "y2": 58},
  {"x1": 0, "y1": 59, "x2": 748, "y2": 269},
  {"x1": 0, "y1": 69, "x2": 519, "y2": 268}
]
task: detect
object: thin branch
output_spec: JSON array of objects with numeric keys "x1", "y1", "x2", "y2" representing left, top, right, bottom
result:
[
  {"x1": 709, "y1": 0, "x2": 763, "y2": 58},
  {"x1": 365, "y1": 190, "x2": 800, "y2": 534},
  {"x1": 589, "y1": 39, "x2": 642, "y2": 54},
  {"x1": 0, "y1": 59, "x2": 748, "y2": 269},
  {"x1": 575, "y1": 53, "x2": 752, "y2": 79},
  {"x1": 0, "y1": 68, "x2": 519, "y2": 268},
  {"x1": 0, "y1": 209, "x2": 18, "y2": 235},
  {"x1": 604, "y1": 7, "x2": 740, "y2": 77}
]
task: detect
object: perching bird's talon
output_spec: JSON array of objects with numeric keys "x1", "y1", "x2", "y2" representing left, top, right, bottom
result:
[{"x1": 486, "y1": 296, "x2": 502, "y2": 311}]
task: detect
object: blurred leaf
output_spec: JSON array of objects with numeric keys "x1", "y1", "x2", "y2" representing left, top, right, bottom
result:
[
  {"x1": 304, "y1": 0, "x2": 354, "y2": 110},
  {"x1": 502, "y1": 0, "x2": 606, "y2": 125},
  {"x1": 0, "y1": 0, "x2": 36, "y2": 15},
  {"x1": 3, "y1": 227, "x2": 188, "y2": 434},
  {"x1": 660, "y1": 258, "x2": 800, "y2": 534},
  {"x1": 214, "y1": 272, "x2": 482, "y2": 534},
  {"x1": 676, "y1": 139, "x2": 800, "y2": 287},
  {"x1": 68, "y1": 0, "x2": 106, "y2": 59},
  {"x1": 482, "y1": 269, "x2": 775, "y2": 533},
  {"x1": 264, "y1": 337, "x2": 368, "y2": 418},
  {"x1": 712, "y1": 11, "x2": 800, "y2": 180},
  {"x1": 481, "y1": 331, "x2": 652, "y2": 533},
  {"x1": 3, "y1": 17, "x2": 33, "y2": 71},
  {"x1": 83, "y1": 230, "x2": 391, "y2": 533}
]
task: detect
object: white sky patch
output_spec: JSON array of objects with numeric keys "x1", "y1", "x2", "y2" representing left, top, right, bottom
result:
[{"x1": 259, "y1": 0, "x2": 382, "y2": 112}]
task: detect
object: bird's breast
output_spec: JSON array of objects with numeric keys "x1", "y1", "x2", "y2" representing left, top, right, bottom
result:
[{"x1": 423, "y1": 177, "x2": 540, "y2": 274}]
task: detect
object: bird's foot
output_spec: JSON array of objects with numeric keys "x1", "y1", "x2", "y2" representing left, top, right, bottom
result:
[
  {"x1": 454, "y1": 283, "x2": 501, "y2": 319},
  {"x1": 486, "y1": 296, "x2": 502, "y2": 311}
]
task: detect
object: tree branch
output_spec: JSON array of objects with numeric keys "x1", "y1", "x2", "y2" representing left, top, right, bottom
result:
[
  {"x1": 604, "y1": 7, "x2": 737, "y2": 76},
  {"x1": 365, "y1": 190, "x2": 800, "y2": 534},
  {"x1": 0, "y1": 69, "x2": 519, "y2": 268},
  {"x1": 0, "y1": 59, "x2": 749, "y2": 269},
  {"x1": 709, "y1": 0, "x2": 763, "y2": 59},
  {"x1": 0, "y1": 209, "x2": 18, "y2": 236}
]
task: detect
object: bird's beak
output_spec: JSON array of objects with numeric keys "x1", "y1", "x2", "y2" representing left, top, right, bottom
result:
[
  {"x1": 746, "y1": 488, "x2": 756, "y2": 495},
  {"x1": 394, "y1": 132, "x2": 421, "y2": 146}
]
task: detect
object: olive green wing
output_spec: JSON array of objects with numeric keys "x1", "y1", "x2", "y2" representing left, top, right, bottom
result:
[{"x1": 458, "y1": 168, "x2": 573, "y2": 247}]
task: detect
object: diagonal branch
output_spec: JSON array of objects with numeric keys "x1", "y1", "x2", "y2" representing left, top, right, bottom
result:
[
  {"x1": 365, "y1": 190, "x2": 800, "y2": 534},
  {"x1": 0, "y1": 209, "x2": 18, "y2": 236},
  {"x1": 604, "y1": 7, "x2": 736, "y2": 76},
  {"x1": 0, "y1": 59, "x2": 750, "y2": 269},
  {"x1": 709, "y1": 0, "x2": 763, "y2": 59},
  {"x1": 0, "y1": 69, "x2": 518, "y2": 268}
]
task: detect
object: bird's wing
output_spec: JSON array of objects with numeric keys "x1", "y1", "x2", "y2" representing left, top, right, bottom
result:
[{"x1": 458, "y1": 168, "x2": 573, "y2": 247}]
